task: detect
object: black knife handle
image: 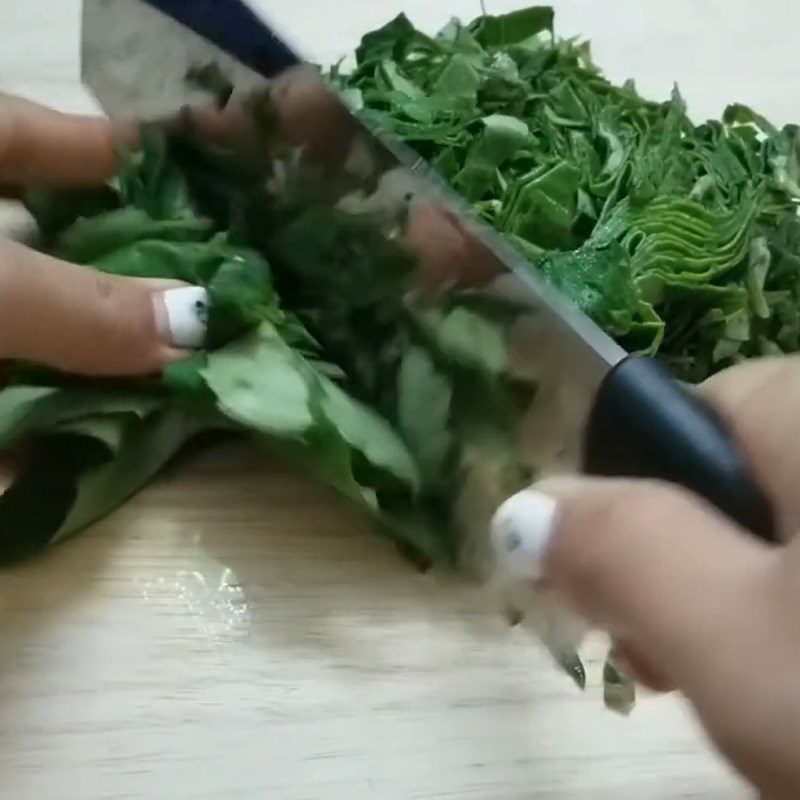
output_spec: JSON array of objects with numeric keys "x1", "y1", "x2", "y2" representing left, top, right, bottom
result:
[
  {"x1": 583, "y1": 356, "x2": 777, "y2": 542},
  {"x1": 143, "y1": 0, "x2": 300, "y2": 77}
]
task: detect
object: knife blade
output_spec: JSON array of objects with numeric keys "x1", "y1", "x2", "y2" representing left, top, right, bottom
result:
[{"x1": 80, "y1": 0, "x2": 776, "y2": 545}]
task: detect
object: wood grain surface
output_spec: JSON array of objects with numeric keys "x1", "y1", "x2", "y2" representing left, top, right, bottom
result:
[{"x1": 2, "y1": 1, "x2": 796, "y2": 797}]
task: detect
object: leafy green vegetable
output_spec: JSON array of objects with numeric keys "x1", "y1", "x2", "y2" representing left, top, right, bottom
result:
[
  {"x1": 0, "y1": 386, "x2": 200, "y2": 562},
  {"x1": 0, "y1": 386, "x2": 162, "y2": 448},
  {"x1": 329, "y1": 6, "x2": 800, "y2": 701},
  {"x1": 56, "y1": 406, "x2": 203, "y2": 540},
  {"x1": 56, "y1": 208, "x2": 213, "y2": 264},
  {"x1": 197, "y1": 323, "x2": 316, "y2": 436},
  {"x1": 453, "y1": 114, "x2": 530, "y2": 200},
  {"x1": 331, "y1": 8, "x2": 800, "y2": 379}
]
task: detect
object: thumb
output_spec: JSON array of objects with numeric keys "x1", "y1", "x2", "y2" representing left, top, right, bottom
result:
[
  {"x1": 0, "y1": 239, "x2": 208, "y2": 375},
  {"x1": 490, "y1": 477, "x2": 776, "y2": 688},
  {"x1": 492, "y1": 479, "x2": 800, "y2": 797}
]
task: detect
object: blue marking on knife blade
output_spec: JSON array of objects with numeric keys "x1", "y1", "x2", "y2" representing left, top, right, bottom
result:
[{"x1": 141, "y1": 0, "x2": 301, "y2": 76}]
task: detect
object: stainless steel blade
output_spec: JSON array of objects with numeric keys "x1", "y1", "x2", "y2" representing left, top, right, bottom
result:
[
  {"x1": 82, "y1": 0, "x2": 267, "y2": 118},
  {"x1": 81, "y1": 0, "x2": 629, "y2": 566}
]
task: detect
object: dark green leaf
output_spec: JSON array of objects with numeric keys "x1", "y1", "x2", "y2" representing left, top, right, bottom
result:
[
  {"x1": 56, "y1": 208, "x2": 213, "y2": 264},
  {"x1": 469, "y1": 7, "x2": 554, "y2": 48}
]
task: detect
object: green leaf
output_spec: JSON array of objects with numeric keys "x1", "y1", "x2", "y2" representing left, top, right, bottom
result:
[
  {"x1": 206, "y1": 245, "x2": 282, "y2": 347},
  {"x1": 56, "y1": 208, "x2": 213, "y2": 264},
  {"x1": 453, "y1": 115, "x2": 529, "y2": 200},
  {"x1": 420, "y1": 306, "x2": 507, "y2": 377},
  {"x1": 56, "y1": 406, "x2": 202, "y2": 539},
  {"x1": 25, "y1": 185, "x2": 120, "y2": 241},
  {"x1": 199, "y1": 323, "x2": 315, "y2": 437},
  {"x1": 433, "y1": 54, "x2": 481, "y2": 100},
  {"x1": 0, "y1": 385, "x2": 161, "y2": 448},
  {"x1": 535, "y1": 239, "x2": 655, "y2": 341},
  {"x1": 746, "y1": 236, "x2": 771, "y2": 320},
  {"x1": 115, "y1": 125, "x2": 200, "y2": 220},
  {"x1": 397, "y1": 345, "x2": 453, "y2": 485},
  {"x1": 355, "y1": 14, "x2": 417, "y2": 66},
  {"x1": 163, "y1": 353, "x2": 215, "y2": 404},
  {"x1": 92, "y1": 238, "x2": 225, "y2": 282},
  {"x1": 470, "y1": 7, "x2": 554, "y2": 48},
  {"x1": 500, "y1": 161, "x2": 582, "y2": 249},
  {"x1": 318, "y1": 378, "x2": 421, "y2": 494},
  {"x1": 0, "y1": 385, "x2": 196, "y2": 562},
  {"x1": 0, "y1": 432, "x2": 112, "y2": 562}
]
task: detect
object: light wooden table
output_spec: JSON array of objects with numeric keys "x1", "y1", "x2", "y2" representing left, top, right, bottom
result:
[{"x1": 3, "y1": 1, "x2": 799, "y2": 797}]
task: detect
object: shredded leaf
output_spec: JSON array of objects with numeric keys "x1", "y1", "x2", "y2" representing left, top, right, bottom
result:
[{"x1": 329, "y1": 8, "x2": 800, "y2": 378}]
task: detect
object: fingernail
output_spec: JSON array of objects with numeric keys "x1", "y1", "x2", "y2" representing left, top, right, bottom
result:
[
  {"x1": 490, "y1": 489, "x2": 558, "y2": 583},
  {"x1": 152, "y1": 286, "x2": 209, "y2": 349}
]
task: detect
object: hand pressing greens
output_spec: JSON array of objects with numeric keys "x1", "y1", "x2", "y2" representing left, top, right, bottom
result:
[{"x1": 8, "y1": 116, "x2": 531, "y2": 574}]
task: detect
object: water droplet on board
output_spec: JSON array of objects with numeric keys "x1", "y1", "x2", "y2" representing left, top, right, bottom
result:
[{"x1": 142, "y1": 561, "x2": 252, "y2": 642}]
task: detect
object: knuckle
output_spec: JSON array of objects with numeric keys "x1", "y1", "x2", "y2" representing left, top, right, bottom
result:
[{"x1": 79, "y1": 278, "x2": 160, "y2": 374}]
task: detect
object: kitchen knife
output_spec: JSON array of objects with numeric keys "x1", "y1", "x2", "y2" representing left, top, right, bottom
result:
[{"x1": 81, "y1": 0, "x2": 776, "y2": 543}]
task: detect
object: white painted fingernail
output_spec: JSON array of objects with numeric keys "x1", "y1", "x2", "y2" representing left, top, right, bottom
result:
[
  {"x1": 153, "y1": 286, "x2": 209, "y2": 348},
  {"x1": 490, "y1": 490, "x2": 558, "y2": 582}
]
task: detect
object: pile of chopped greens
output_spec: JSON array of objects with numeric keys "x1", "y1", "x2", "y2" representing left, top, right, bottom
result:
[
  {"x1": 2, "y1": 6, "x2": 800, "y2": 710},
  {"x1": 329, "y1": 6, "x2": 800, "y2": 381}
]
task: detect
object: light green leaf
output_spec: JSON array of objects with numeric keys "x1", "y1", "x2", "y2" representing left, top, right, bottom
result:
[
  {"x1": 470, "y1": 7, "x2": 554, "y2": 48},
  {"x1": 200, "y1": 323, "x2": 314, "y2": 437},
  {"x1": 397, "y1": 345, "x2": 453, "y2": 484},
  {"x1": 318, "y1": 378, "x2": 421, "y2": 494},
  {"x1": 454, "y1": 115, "x2": 529, "y2": 200},
  {"x1": 746, "y1": 236, "x2": 771, "y2": 320},
  {"x1": 0, "y1": 386, "x2": 161, "y2": 448},
  {"x1": 57, "y1": 406, "x2": 202, "y2": 539},
  {"x1": 56, "y1": 207, "x2": 212, "y2": 264},
  {"x1": 421, "y1": 306, "x2": 508, "y2": 377}
]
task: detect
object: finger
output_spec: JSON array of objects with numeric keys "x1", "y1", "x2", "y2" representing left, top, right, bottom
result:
[
  {"x1": 271, "y1": 66, "x2": 355, "y2": 164},
  {"x1": 0, "y1": 94, "x2": 134, "y2": 187},
  {"x1": 182, "y1": 68, "x2": 354, "y2": 166},
  {"x1": 699, "y1": 357, "x2": 800, "y2": 536},
  {"x1": 492, "y1": 477, "x2": 800, "y2": 796},
  {"x1": 612, "y1": 639, "x2": 676, "y2": 693},
  {"x1": 0, "y1": 239, "x2": 207, "y2": 375},
  {"x1": 406, "y1": 205, "x2": 502, "y2": 293},
  {"x1": 490, "y1": 476, "x2": 775, "y2": 684}
]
